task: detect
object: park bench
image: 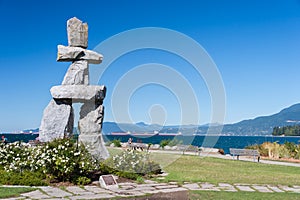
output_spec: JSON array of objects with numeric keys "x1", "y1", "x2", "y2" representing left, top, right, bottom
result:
[
  {"x1": 177, "y1": 145, "x2": 200, "y2": 155},
  {"x1": 229, "y1": 148, "x2": 260, "y2": 162},
  {"x1": 129, "y1": 143, "x2": 149, "y2": 151}
]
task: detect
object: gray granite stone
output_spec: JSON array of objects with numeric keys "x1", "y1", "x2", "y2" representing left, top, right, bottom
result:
[
  {"x1": 69, "y1": 193, "x2": 115, "y2": 200},
  {"x1": 267, "y1": 185, "x2": 284, "y2": 193},
  {"x1": 21, "y1": 190, "x2": 51, "y2": 199},
  {"x1": 65, "y1": 186, "x2": 94, "y2": 195},
  {"x1": 39, "y1": 99, "x2": 73, "y2": 142},
  {"x1": 252, "y1": 185, "x2": 273, "y2": 193},
  {"x1": 182, "y1": 183, "x2": 200, "y2": 190},
  {"x1": 79, "y1": 134, "x2": 109, "y2": 160},
  {"x1": 236, "y1": 185, "x2": 255, "y2": 192},
  {"x1": 279, "y1": 185, "x2": 300, "y2": 193},
  {"x1": 218, "y1": 183, "x2": 237, "y2": 192},
  {"x1": 50, "y1": 85, "x2": 106, "y2": 103},
  {"x1": 62, "y1": 60, "x2": 89, "y2": 85},
  {"x1": 83, "y1": 186, "x2": 112, "y2": 194},
  {"x1": 40, "y1": 187, "x2": 72, "y2": 198},
  {"x1": 67, "y1": 17, "x2": 88, "y2": 48},
  {"x1": 57, "y1": 45, "x2": 103, "y2": 64}
]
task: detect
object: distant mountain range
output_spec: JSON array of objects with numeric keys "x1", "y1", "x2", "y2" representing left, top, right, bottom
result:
[
  {"x1": 102, "y1": 103, "x2": 300, "y2": 136},
  {"x1": 21, "y1": 103, "x2": 300, "y2": 136}
]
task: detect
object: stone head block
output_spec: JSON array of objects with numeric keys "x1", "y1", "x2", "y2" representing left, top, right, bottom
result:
[{"x1": 67, "y1": 17, "x2": 88, "y2": 48}]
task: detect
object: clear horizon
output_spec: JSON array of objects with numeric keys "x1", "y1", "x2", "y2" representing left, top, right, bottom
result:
[{"x1": 1, "y1": 1, "x2": 300, "y2": 132}]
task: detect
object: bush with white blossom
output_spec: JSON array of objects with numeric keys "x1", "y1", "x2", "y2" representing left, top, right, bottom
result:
[
  {"x1": 0, "y1": 139, "x2": 98, "y2": 184},
  {"x1": 110, "y1": 150, "x2": 161, "y2": 176}
]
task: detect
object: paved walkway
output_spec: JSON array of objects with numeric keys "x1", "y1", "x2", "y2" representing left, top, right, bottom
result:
[{"x1": 2, "y1": 180, "x2": 300, "y2": 200}]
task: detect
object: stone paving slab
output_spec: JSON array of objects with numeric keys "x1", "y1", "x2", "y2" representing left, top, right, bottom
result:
[
  {"x1": 155, "y1": 184, "x2": 179, "y2": 189},
  {"x1": 199, "y1": 183, "x2": 220, "y2": 191},
  {"x1": 279, "y1": 185, "x2": 300, "y2": 193},
  {"x1": 218, "y1": 183, "x2": 237, "y2": 192},
  {"x1": 158, "y1": 187, "x2": 188, "y2": 193},
  {"x1": 21, "y1": 189, "x2": 51, "y2": 199},
  {"x1": 84, "y1": 186, "x2": 112, "y2": 194},
  {"x1": 39, "y1": 187, "x2": 72, "y2": 198},
  {"x1": 182, "y1": 183, "x2": 201, "y2": 190},
  {"x1": 69, "y1": 193, "x2": 115, "y2": 200},
  {"x1": 252, "y1": 185, "x2": 273, "y2": 193},
  {"x1": 66, "y1": 186, "x2": 94, "y2": 195},
  {"x1": 236, "y1": 185, "x2": 255, "y2": 192},
  {"x1": 267, "y1": 185, "x2": 284, "y2": 193}
]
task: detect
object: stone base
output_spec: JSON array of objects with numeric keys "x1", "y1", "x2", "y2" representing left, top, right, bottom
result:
[
  {"x1": 39, "y1": 99, "x2": 74, "y2": 142},
  {"x1": 79, "y1": 134, "x2": 109, "y2": 160}
]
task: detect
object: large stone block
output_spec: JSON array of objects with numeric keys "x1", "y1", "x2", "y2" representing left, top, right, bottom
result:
[
  {"x1": 79, "y1": 104, "x2": 104, "y2": 135},
  {"x1": 67, "y1": 17, "x2": 88, "y2": 48},
  {"x1": 39, "y1": 99, "x2": 74, "y2": 142},
  {"x1": 78, "y1": 134, "x2": 109, "y2": 160},
  {"x1": 62, "y1": 60, "x2": 89, "y2": 85},
  {"x1": 57, "y1": 45, "x2": 103, "y2": 64},
  {"x1": 50, "y1": 85, "x2": 106, "y2": 103},
  {"x1": 78, "y1": 104, "x2": 109, "y2": 160}
]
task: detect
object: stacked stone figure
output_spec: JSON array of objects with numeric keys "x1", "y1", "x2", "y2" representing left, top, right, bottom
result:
[{"x1": 39, "y1": 17, "x2": 109, "y2": 160}]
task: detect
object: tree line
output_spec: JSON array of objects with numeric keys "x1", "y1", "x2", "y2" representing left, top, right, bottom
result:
[{"x1": 272, "y1": 125, "x2": 300, "y2": 136}]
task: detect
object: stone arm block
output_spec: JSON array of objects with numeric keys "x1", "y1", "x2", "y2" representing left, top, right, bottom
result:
[
  {"x1": 57, "y1": 45, "x2": 103, "y2": 64},
  {"x1": 50, "y1": 85, "x2": 106, "y2": 103}
]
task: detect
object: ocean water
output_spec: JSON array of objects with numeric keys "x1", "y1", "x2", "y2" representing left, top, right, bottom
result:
[
  {"x1": 2, "y1": 133, "x2": 300, "y2": 154},
  {"x1": 103, "y1": 135, "x2": 300, "y2": 154}
]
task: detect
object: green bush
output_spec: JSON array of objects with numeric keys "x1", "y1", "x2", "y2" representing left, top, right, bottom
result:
[
  {"x1": 112, "y1": 139, "x2": 122, "y2": 147},
  {"x1": 0, "y1": 169, "x2": 47, "y2": 186},
  {"x1": 160, "y1": 139, "x2": 170, "y2": 149},
  {"x1": 103, "y1": 150, "x2": 161, "y2": 180},
  {"x1": 0, "y1": 139, "x2": 99, "y2": 185}
]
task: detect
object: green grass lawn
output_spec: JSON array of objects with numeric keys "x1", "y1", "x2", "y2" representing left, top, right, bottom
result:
[
  {"x1": 108, "y1": 148, "x2": 300, "y2": 185},
  {"x1": 188, "y1": 190, "x2": 300, "y2": 200},
  {"x1": 0, "y1": 187, "x2": 36, "y2": 198},
  {"x1": 163, "y1": 155, "x2": 300, "y2": 185}
]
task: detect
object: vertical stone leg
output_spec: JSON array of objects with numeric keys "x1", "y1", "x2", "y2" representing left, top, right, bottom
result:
[
  {"x1": 39, "y1": 99, "x2": 74, "y2": 142},
  {"x1": 78, "y1": 103, "x2": 109, "y2": 160}
]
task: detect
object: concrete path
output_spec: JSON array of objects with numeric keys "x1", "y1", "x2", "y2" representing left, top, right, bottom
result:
[{"x1": 2, "y1": 180, "x2": 300, "y2": 200}]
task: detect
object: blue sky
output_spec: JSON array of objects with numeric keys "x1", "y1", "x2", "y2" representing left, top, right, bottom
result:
[{"x1": 0, "y1": 0, "x2": 300, "y2": 132}]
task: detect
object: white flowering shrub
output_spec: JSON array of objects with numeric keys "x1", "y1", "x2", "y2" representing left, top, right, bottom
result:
[
  {"x1": 111, "y1": 150, "x2": 161, "y2": 176},
  {"x1": 0, "y1": 139, "x2": 98, "y2": 184}
]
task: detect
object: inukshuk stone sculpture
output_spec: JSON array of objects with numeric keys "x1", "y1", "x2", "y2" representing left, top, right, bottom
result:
[{"x1": 39, "y1": 17, "x2": 109, "y2": 160}]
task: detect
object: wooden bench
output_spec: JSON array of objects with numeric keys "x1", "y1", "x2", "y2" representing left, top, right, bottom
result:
[
  {"x1": 177, "y1": 145, "x2": 200, "y2": 155},
  {"x1": 229, "y1": 148, "x2": 260, "y2": 162}
]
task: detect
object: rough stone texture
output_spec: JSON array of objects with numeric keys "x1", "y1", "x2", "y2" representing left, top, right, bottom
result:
[
  {"x1": 79, "y1": 134, "x2": 109, "y2": 160},
  {"x1": 78, "y1": 104, "x2": 109, "y2": 160},
  {"x1": 62, "y1": 60, "x2": 89, "y2": 85},
  {"x1": 67, "y1": 17, "x2": 88, "y2": 48},
  {"x1": 39, "y1": 99, "x2": 74, "y2": 142},
  {"x1": 51, "y1": 85, "x2": 106, "y2": 103},
  {"x1": 79, "y1": 104, "x2": 104, "y2": 135},
  {"x1": 57, "y1": 45, "x2": 103, "y2": 64}
]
